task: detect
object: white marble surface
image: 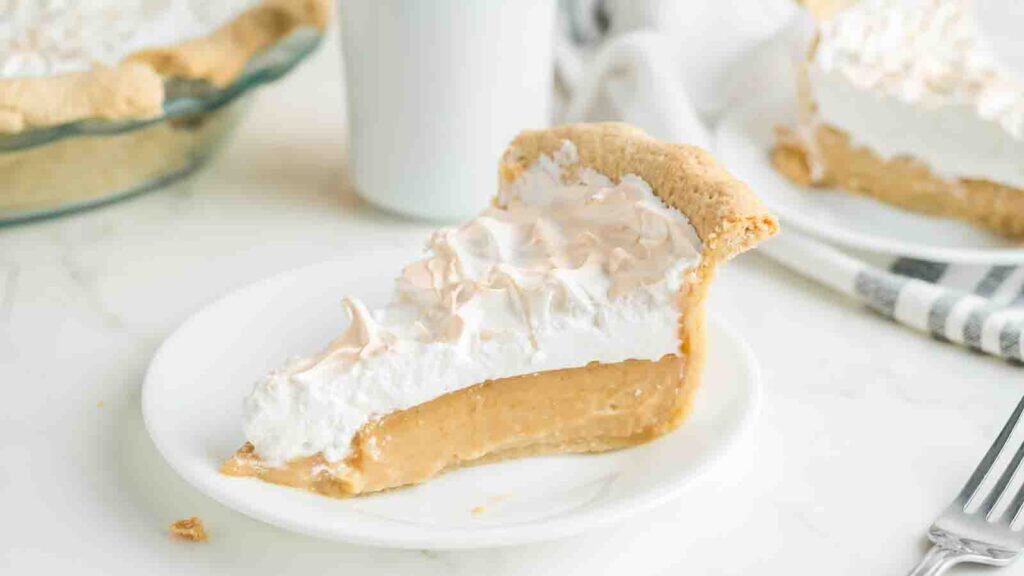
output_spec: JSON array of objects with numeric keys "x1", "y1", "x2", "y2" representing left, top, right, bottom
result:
[{"x1": 3, "y1": 31, "x2": 1024, "y2": 576}]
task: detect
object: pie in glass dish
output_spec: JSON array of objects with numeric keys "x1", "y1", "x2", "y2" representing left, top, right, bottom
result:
[
  {"x1": 222, "y1": 124, "x2": 778, "y2": 497},
  {"x1": 0, "y1": 0, "x2": 330, "y2": 222}
]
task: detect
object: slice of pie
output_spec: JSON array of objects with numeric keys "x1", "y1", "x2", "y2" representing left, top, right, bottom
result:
[
  {"x1": 222, "y1": 123, "x2": 778, "y2": 497},
  {"x1": 772, "y1": 0, "x2": 1024, "y2": 238}
]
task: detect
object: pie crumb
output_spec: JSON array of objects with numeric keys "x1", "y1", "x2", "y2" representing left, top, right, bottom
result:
[{"x1": 170, "y1": 517, "x2": 207, "y2": 542}]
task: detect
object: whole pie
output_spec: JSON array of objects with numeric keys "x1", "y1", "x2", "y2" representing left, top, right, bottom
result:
[
  {"x1": 0, "y1": 0, "x2": 330, "y2": 134},
  {"x1": 773, "y1": 0, "x2": 1024, "y2": 238},
  {"x1": 221, "y1": 123, "x2": 777, "y2": 497}
]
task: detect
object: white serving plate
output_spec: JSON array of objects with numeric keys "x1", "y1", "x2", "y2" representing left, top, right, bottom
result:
[{"x1": 143, "y1": 257, "x2": 760, "y2": 549}]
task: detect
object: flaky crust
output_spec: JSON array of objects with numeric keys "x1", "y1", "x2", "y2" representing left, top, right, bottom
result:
[
  {"x1": 129, "y1": 0, "x2": 331, "y2": 87},
  {"x1": 0, "y1": 63, "x2": 164, "y2": 134},
  {"x1": 500, "y1": 123, "x2": 779, "y2": 265},
  {"x1": 169, "y1": 517, "x2": 208, "y2": 542},
  {"x1": 0, "y1": 0, "x2": 330, "y2": 134}
]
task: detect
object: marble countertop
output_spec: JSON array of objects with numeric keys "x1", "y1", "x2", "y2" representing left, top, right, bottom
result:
[{"x1": 3, "y1": 32, "x2": 1023, "y2": 576}]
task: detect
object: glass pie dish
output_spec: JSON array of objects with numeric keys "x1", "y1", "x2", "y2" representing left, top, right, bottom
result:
[{"x1": 0, "y1": 28, "x2": 323, "y2": 226}]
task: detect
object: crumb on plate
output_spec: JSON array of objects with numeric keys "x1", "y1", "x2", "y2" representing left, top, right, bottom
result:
[{"x1": 170, "y1": 517, "x2": 207, "y2": 542}]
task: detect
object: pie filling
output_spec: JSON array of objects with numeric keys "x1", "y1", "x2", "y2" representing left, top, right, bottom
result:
[
  {"x1": 224, "y1": 355, "x2": 688, "y2": 496},
  {"x1": 238, "y1": 141, "x2": 702, "y2": 475}
]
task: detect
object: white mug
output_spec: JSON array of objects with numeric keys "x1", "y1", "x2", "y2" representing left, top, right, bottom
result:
[{"x1": 339, "y1": 0, "x2": 556, "y2": 221}]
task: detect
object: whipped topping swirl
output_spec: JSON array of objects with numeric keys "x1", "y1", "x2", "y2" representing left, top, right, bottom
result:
[
  {"x1": 0, "y1": 0, "x2": 254, "y2": 79},
  {"x1": 244, "y1": 142, "x2": 702, "y2": 466},
  {"x1": 815, "y1": 0, "x2": 1024, "y2": 139}
]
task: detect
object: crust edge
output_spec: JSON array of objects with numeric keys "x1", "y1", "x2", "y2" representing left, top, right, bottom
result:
[
  {"x1": 0, "y1": 0, "x2": 330, "y2": 134},
  {"x1": 499, "y1": 123, "x2": 775, "y2": 428},
  {"x1": 500, "y1": 123, "x2": 779, "y2": 265}
]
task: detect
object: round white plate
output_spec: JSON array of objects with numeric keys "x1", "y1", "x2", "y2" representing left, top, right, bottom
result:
[
  {"x1": 715, "y1": 94, "x2": 1024, "y2": 264},
  {"x1": 143, "y1": 257, "x2": 761, "y2": 549}
]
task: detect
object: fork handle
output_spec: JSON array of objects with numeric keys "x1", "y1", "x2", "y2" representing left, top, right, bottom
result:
[{"x1": 907, "y1": 545, "x2": 967, "y2": 576}]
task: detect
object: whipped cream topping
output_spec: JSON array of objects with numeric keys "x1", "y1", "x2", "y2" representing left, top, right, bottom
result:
[
  {"x1": 0, "y1": 0, "x2": 255, "y2": 79},
  {"x1": 243, "y1": 142, "x2": 702, "y2": 466},
  {"x1": 815, "y1": 0, "x2": 1024, "y2": 138},
  {"x1": 809, "y1": 0, "x2": 1024, "y2": 188}
]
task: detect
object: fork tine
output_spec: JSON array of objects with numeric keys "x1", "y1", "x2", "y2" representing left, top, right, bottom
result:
[
  {"x1": 981, "y1": 433, "x2": 1024, "y2": 517},
  {"x1": 1002, "y1": 473, "x2": 1024, "y2": 528},
  {"x1": 956, "y1": 396, "x2": 1024, "y2": 509}
]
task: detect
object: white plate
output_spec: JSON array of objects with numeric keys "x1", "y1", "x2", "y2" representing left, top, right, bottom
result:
[
  {"x1": 143, "y1": 257, "x2": 761, "y2": 549},
  {"x1": 715, "y1": 94, "x2": 1024, "y2": 264}
]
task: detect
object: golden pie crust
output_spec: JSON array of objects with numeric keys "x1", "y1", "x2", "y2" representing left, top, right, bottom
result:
[
  {"x1": 0, "y1": 0, "x2": 330, "y2": 134},
  {"x1": 222, "y1": 123, "x2": 778, "y2": 497},
  {"x1": 773, "y1": 122, "x2": 1024, "y2": 239}
]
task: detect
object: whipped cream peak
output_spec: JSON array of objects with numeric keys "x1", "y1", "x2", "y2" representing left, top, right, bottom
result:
[
  {"x1": 244, "y1": 141, "x2": 702, "y2": 465},
  {"x1": 329, "y1": 299, "x2": 394, "y2": 358},
  {"x1": 815, "y1": 0, "x2": 1024, "y2": 139}
]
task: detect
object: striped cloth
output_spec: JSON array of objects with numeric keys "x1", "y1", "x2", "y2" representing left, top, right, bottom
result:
[{"x1": 761, "y1": 230, "x2": 1024, "y2": 364}]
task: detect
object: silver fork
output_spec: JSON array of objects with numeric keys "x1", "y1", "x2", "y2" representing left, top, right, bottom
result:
[{"x1": 909, "y1": 396, "x2": 1024, "y2": 575}]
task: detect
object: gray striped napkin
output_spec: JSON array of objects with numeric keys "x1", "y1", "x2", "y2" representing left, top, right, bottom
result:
[{"x1": 761, "y1": 231, "x2": 1024, "y2": 364}]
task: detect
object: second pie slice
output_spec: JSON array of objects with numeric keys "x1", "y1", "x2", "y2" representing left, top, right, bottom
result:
[{"x1": 222, "y1": 123, "x2": 777, "y2": 497}]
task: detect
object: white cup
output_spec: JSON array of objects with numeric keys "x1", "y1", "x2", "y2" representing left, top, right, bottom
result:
[{"x1": 339, "y1": 0, "x2": 556, "y2": 221}]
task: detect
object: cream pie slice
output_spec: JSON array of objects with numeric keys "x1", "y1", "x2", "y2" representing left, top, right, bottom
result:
[
  {"x1": 222, "y1": 124, "x2": 778, "y2": 497},
  {"x1": 773, "y1": 0, "x2": 1024, "y2": 238}
]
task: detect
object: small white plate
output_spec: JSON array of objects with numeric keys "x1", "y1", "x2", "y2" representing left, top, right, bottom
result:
[
  {"x1": 715, "y1": 94, "x2": 1024, "y2": 264},
  {"x1": 143, "y1": 257, "x2": 761, "y2": 549}
]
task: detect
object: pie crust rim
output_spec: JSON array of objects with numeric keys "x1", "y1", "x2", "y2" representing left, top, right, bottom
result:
[{"x1": 0, "y1": 0, "x2": 331, "y2": 134}]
